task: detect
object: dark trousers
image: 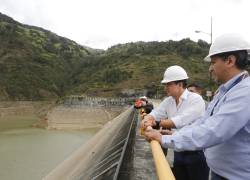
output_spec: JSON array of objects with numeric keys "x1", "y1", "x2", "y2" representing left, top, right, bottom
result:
[
  {"x1": 211, "y1": 171, "x2": 228, "y2": 180},
  {"x1": 172, "y1": 151, "x2": 209, "y2": 180},
  {"x1": 162, "y1": 148, "x2": 168, "y2": 156}
]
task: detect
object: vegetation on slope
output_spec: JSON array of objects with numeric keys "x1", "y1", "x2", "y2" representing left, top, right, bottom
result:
[
  {"x1": 0, "y1": 12, "x2": 214, "y2": 100},
  {"x1": 0, "y1": 12, "x2": 91, "y2": 100},
  {"x1": 70, "y1": 39, "x2": 211, "y2": 97}
]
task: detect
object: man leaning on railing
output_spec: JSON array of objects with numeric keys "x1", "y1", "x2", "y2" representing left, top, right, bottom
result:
[
  {"x1": 143, "y1": 33, "x2": 250, "y2": 180},
  {"x1": 141, "y1": 65, "x2": 209, "y2": 180}
]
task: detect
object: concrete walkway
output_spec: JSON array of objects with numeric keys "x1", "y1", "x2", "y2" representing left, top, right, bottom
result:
[
  {"x1": 128, "y1": 113, "x2": 157, "y2": 180},
  {"x1": 129, "y1": 99, "x2": 174, "y2": 180}
]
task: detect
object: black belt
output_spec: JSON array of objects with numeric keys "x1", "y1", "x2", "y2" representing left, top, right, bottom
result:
[{"x1": 176, "y1": 150, "x2": 203, "y2": 155}]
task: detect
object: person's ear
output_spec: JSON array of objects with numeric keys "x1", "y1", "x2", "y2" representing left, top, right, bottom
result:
[{"x1": 226, "y1": 55, "x2": 237, "y2": 67}]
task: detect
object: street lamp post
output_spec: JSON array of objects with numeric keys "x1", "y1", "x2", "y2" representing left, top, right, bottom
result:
[
  {"x1": 195, "y1": 17, "x2": 213, "y2": 101},
  {"x1": 195, "y1": 17, "x2": 213, "y2": 44}
]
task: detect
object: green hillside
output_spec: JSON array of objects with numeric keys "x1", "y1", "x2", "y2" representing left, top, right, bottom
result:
[
  {"x1": 0, "y1": 12, "x2": 91, "y2": 100},
  {"x1": 70, "y1": 40, "x2": 212, "y2": 97},
  {"x1": 0, "y1": 12, "x2": 213, "y2": 100}
]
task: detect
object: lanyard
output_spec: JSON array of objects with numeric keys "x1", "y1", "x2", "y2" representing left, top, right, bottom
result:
[{"x1": 210, "y1": 73, "x2": 249, "y2": 116}]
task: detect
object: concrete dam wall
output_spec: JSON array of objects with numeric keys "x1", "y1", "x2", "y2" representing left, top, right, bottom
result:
[
  {"x1": 46, "y1": 96, "x2": 131, "y2": 130},
  {"x1": 47, "y1": 105, "x2": 124, "y2": 130}
]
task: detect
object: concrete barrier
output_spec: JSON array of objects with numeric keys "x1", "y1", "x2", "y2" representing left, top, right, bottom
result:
[{"x1": 43, "y1": 106, "x2": 134, "y2": 180}]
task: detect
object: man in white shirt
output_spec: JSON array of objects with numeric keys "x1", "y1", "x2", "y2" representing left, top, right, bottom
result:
[{"x1": 141, "y1": 65, "x2": 209, "y2": 180}]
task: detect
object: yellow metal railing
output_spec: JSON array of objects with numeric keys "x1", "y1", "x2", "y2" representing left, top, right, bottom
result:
[{"x1": 150, "y1": 140, "x2": 175, "y2": 180}]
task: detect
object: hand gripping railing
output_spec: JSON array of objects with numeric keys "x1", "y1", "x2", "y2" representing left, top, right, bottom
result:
[{"x1": 150, "y1": 140, "x2": 175, "y2": 180}]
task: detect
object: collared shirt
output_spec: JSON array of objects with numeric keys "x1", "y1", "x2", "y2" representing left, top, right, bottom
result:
[
  {"x1": 161, "y1": 71, "x2": 250, "y2": 180},
  {"x1": 150, "y1": 89, "x2": 205, "y2": 129}
]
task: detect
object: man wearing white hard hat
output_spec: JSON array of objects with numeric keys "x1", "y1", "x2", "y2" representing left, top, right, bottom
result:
[
  {"x1": 141, "y1": 65, "x2": 208, "y2": 180},
  {"x1": 143, "y1": 33, "x2": 250, "y2": 180}
]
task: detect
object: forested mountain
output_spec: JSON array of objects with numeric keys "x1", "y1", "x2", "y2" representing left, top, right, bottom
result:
[
  {"x1": 69, "y1": 40, "x2": 212, "y2": 97},
  {"x1": 0, "y1": 12, "x2": 92, "y2": 100},
  {"x1": 0, "y1": 12, "x2": 212, "y2": 100}
]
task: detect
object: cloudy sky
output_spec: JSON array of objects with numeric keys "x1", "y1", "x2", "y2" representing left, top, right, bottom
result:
[{"x1": 0, "y1": 0, "x2": 249, "y2": 49}]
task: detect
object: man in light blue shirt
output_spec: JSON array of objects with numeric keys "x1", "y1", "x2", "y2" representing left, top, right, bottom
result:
[{"x1": 143, "y1": 33, "x2": 250, "y2": 180}]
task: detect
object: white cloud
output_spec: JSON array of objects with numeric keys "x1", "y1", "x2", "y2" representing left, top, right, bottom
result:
[{"x1": 0, "y1": 0, "x2": 250, "y2": 49}]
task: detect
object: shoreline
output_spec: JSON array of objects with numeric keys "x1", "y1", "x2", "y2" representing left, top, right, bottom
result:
[
  {"x1": 0, "y1": 101, "x2": 125, "y2": 131},
  {"x1": 0, "y1": 101, "x2": 55, "y2": 131}
]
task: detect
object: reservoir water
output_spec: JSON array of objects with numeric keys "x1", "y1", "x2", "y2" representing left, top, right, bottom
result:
[{"x1": 0, "y1": 122, "x2": 98, "y2": 180}]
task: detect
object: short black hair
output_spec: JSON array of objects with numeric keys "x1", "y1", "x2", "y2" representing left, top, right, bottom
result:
[
  {"x1": 211, "y1": 50, "x2": 250, "y2": 70},
  {"x1": 173, "y1": 79, "x2": 187, "y2": 88},
  {"x1": 187, "y1": 83, "x2": 202, "y2": 89}
]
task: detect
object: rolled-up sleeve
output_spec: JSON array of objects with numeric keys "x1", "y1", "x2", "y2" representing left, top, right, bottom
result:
[{"x1": 150, "y1": 98, "x2": 169, "y2": 122}]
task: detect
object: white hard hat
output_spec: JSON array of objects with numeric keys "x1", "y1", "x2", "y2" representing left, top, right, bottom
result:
[
  {"x1": 204, "y1": 33, "x2": 250, "y2": 62},
  {"x1": 161, "y1": 65, "x2": 188, "y2": 84},
  {"x1": 140, "y1": 96, "x2": 147, "y2": 100}
]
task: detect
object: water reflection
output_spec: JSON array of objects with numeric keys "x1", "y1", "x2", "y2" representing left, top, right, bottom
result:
[{"x1": 0, "y1": 127, "x2": 98, "y2": 180}]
